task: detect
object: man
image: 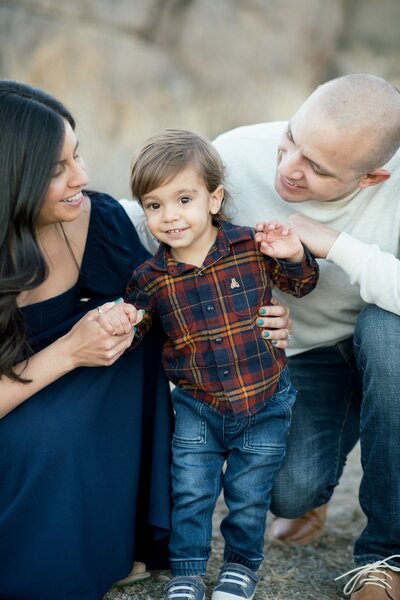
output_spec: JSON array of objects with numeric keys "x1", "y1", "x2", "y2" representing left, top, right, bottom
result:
[{"x1": 213, "y1": 73, "x2": 400, "y2": 599}]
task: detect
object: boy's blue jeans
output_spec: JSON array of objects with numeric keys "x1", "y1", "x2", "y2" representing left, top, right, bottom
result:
[
  {"x1": 169, "y1": 367, "x2": 296, "y2": 576},
  {"x1": 270, "y1": 305, "x2": 400, "y2": 567}
]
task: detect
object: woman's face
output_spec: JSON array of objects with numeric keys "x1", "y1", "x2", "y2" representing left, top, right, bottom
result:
[{"x1": 36, "y1": 120, "x2": 89, "y2": 229}]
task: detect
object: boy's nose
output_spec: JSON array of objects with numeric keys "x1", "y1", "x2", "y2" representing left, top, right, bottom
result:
[{"x1": 163, "y1": 206, "x2": 180, "y2": 221}]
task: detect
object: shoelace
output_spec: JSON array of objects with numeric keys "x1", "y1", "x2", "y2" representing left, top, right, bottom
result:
[
  {"x1": 218, "y1": 570, "x2": 250, "y2": 589},
  {"x1": 335, "y1": 555, "x2": 400, "y2": 595},
  {"x1": 166, "y1": 583, "x2": 198, "y2": 600}
]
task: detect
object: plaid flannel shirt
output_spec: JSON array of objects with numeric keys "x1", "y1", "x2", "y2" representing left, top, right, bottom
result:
[{"x1": 126, "y1": 221, "x2": 319, "y2": 417}]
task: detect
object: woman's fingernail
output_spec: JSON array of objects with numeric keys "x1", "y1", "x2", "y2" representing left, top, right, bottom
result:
[
  {"x1": 256, "y1": 318, "x2": 264, "y2": 326},
  {"x1": 262, "y1": 331, "x2": 270, "y2": 338},
  {"x1": 259, "y1": 308, "x2": 267, "y2": 315},
  {"x1": 140, "y1": 309, "x2": 146, "y2": 316},
  {"x1": 132, "y1": 326, "x2": 137, "y2": 333},
  {"x1": 114, "y1": 297, "x2": 123, "y2": 304},
  {"x1": 272, "y1": 340, "x2": 278, "y2": 345}
]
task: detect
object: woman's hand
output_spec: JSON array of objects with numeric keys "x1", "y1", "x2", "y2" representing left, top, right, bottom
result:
[
  {"x1": 0, "y1": 305, "x2": 136, "y2": 419},
  {"x1": 96, "y1": 299, "x2": 144, "y2": 336},
  {"x1": 62, "y1": 307, "x2": 135, "y2": 368},
  {"x1": 255, "y1": 297, "x2": 292, "y2": 349}
]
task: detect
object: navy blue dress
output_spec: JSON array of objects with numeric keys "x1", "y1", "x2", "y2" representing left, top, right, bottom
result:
[{"x1": 0, "y1": 192, "x2": 172, "y2": 600}]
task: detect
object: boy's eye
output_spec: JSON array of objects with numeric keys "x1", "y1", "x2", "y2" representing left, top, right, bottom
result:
[
  {"x1": 145, "y1": 202, "x2": 160, "y2": 210},
  {"x1": 179, "y1": 196, "x2": 191, "y2": 205}
]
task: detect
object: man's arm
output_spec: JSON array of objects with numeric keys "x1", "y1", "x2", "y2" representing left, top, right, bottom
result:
[
  {"x1": 288, "y1": 213, "x2": 400, "y2": 315},
  {"x1": 327, "y1": 233, "x2": 400, "y2": 314}
]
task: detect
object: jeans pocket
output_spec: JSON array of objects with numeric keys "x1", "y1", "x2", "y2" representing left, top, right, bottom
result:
[
  {"x1": 243, "y1": 381, "x2": 296, "y2": 454},
  {"x1": 172, "y1": 390, "x2": 207, "y2": 447},
  {"x1": 273, "y1": 380, "x2": 297, "y2": 414}
]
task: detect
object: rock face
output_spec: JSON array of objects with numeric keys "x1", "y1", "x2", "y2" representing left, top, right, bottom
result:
[{"x1": 1, "y1": 0, "x2": 399, "y2": 198}]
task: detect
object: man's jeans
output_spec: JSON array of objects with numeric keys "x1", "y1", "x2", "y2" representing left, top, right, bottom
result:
[
  {"x1": 169, "y1": 367, "x2": 296, "y2": 576},
  {"x1": 270, "y1": 305, "x2": 400, "y2": 566}
]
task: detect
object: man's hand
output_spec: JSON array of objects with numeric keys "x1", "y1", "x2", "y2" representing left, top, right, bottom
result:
[{"x1": 287, "y1": 213, "x2": 340, "y2": 258}]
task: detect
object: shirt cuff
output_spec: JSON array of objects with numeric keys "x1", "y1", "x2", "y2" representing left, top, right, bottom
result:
[
  {"x1": 276, "y1": 243, "x2": 318, "y2": 276},
  {"x1": 326, "y1": 232, "x2": 359, "y2": 267}
]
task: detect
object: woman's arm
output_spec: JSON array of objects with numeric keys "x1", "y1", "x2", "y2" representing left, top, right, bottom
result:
[{"x1": 0, "y1": 309, "x2": 134, "y2": 419}]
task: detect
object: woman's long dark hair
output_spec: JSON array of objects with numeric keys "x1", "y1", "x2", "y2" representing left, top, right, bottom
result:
[{"x1": 0, "y1": 81, "x2": 75, "y2": 382}]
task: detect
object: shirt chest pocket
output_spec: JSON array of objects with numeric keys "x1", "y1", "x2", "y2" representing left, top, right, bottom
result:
[
  {"x1": 222, "y1": 273, "x2": 270, "y2": 317},
  {"x1": 157, "y1": 291, "x2": 193, "y2": 338}
]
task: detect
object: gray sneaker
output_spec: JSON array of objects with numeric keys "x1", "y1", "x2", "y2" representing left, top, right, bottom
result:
[
  {"x1": 164, "y1": 576, "x2": 206, "y2": 600},
  {"x1": 211, "y1": 563, "x2": 259, "y2": 600}
]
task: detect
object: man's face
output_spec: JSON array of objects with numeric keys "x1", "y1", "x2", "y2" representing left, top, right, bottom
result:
[{"x1": 274, "y1": 103, "x2": 368, "y2": 203}]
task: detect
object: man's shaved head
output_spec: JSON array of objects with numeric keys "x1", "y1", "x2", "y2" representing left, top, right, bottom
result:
[{"x1": 303, "y1": 73, "x2": 400, "y2": 173}]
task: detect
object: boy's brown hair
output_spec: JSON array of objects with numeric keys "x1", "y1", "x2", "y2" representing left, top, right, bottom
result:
[{"x1": 130, "y1": 129, "x2": 232, "y2": 222}]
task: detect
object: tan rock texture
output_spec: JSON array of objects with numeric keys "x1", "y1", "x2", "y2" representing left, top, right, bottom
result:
[{"x1": 1, "y1": 0, "x2": 399, "y2": 198}]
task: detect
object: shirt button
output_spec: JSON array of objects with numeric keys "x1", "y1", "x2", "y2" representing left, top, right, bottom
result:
[
  {"x1": 206, "y1": 305, "x2": 214, "y2": 312},
  {"x1": 198, "y1": 271, "x2": 204, "y2": 277},
  {"x1": 223, "y1": 369, "x2": 230, "y2": 377},
  {"x1": 215, "y1": 337, "x2": 222, "y2": 343}
]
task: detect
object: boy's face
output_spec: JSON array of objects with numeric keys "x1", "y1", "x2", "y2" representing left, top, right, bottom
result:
[{"x1": 141, "y1": 165, "x2": 223, "y2": 264}]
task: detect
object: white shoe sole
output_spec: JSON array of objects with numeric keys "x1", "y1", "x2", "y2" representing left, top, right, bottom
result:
[{"x1": 211, "y1": 591, "x2": 255, "y2": 600}]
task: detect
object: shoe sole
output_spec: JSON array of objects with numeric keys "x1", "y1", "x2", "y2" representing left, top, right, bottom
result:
[
  {"x1": 113, "y1": 571, "x2": 151, "y2": 586},
  {"x1": 211, "y1": 591, "x2": 255, "y2": 600}
]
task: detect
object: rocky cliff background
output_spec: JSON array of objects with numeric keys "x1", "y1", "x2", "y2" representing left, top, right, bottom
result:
[{"x1": 1, "y1": 0, "x2": 399, "y2": 198}]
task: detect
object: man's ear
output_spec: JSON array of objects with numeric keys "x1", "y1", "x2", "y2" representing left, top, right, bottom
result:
[
  {"x1": 358, "y1": 168, "x2": 390, "y2": 189},
  {"x1": 210, "y1": 185, "x2": 224, "y2": 214}
]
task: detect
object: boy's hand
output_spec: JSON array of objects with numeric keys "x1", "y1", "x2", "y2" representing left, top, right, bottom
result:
[
  {"x1": 96, "y1": 298, "x2": 144, "y2": 336},
  {"x1": 255, "y1": 220, "x2": 304, "y2": 262}
]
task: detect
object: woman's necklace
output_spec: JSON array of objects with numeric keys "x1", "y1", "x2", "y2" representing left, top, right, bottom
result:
[{"x1": 58, "y1": 222, "x2": 80, "y2": 273}]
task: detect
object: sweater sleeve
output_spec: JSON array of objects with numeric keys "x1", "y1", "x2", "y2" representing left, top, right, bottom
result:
[
  {"x1": 327, "y1": 232, "x2": 400, "y2": 315},
  {"x1": 119, "y1": 198, "x2": 160, "y2": 255}
]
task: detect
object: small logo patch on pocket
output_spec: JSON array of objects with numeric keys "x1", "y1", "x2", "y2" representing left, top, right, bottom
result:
[{"x1": 230, "y1": 277, "x2": 240, "y2": 289}]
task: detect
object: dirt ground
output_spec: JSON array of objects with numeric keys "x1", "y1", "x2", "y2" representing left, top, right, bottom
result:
[{"x1": 104, "y1": 444, "x2": 364, "y2": 600}]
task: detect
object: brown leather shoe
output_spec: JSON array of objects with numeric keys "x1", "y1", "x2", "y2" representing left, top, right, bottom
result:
[
  {"x1": 268, "y1": 503, "x2": 328, "y2": 545},
  {"x1": 335, "y1": 556, "x2": 400, "y2": 599}
]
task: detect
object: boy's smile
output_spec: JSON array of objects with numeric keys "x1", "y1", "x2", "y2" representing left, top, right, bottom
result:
[
  {"x1": 164, "y1": 226, "x2": 190, "y2": 239},
  {"x1": 141, "y1": 165, "x2": 223, "y2": 267}
]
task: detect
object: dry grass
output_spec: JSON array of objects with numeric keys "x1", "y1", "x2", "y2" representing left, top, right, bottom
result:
[{"x1": 104, "y1": 445, "x2": 364, "y2": 600}]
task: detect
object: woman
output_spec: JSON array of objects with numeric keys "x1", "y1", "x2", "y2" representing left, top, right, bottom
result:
[{"x1": 0, "y1": 81, "x2": 172, "y2": 600}]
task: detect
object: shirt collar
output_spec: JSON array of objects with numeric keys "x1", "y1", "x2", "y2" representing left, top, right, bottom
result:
[{"x1": 148, "y1": 221, "x2": 253, "y2": 276}]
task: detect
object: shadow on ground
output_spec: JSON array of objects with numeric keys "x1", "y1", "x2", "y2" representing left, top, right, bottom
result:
[{"x1": 104, "y1": 444, "x2": 364, "y2": 600}]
